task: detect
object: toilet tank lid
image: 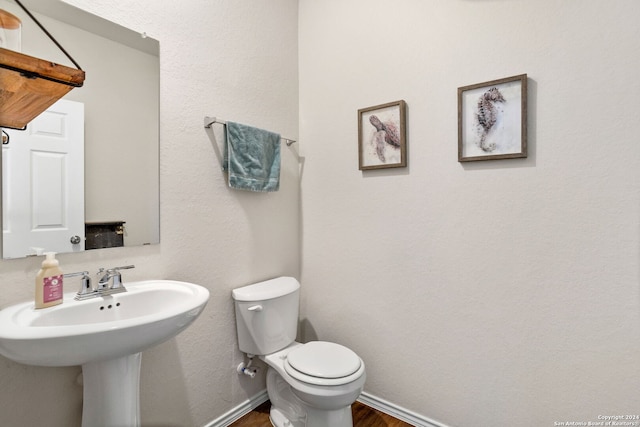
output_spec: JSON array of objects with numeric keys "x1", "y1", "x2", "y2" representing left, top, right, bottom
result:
[{"x1": 232, "y1": 276, "x2": 300, "y2": 302}]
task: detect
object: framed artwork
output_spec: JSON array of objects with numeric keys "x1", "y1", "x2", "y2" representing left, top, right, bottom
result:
[
  {"x1": 458, "y1": 74, "x2": 527, "y2": 162},
  {"x1": 358, "y1": 100, "x2": 406, "y2": 170}
]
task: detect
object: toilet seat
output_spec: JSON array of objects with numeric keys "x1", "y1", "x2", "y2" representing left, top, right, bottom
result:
[{"x1": 284, "y1": 341, "x2": 364, "y2": 386}]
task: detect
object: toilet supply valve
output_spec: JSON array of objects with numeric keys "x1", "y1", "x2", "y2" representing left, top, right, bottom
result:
[
  {"x1": 237, "y1": 356, "x2": 258, "y2": 378},
  {"x1": 237, "y1": 363, "x2": 256, "y2": 378}
]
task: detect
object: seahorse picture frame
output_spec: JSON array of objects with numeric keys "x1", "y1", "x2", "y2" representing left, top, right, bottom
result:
[
  {"x1": 358, "y1": 100, "x2": 407, "y2": 170},
  {"x1": 458, "y1": 74, "x2": 527, "y2": 162}
]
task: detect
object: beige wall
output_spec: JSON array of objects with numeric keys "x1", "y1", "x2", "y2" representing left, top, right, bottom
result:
[
  {"x1": 0, "y1": 0, "x2": 299, "y2": 426},
  {"x1": 299, "y1": 1, "x2": 640, "y2": 426}
]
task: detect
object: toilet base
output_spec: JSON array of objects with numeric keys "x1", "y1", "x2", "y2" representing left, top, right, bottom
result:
[
  {"x1": 268, "y1": 405, "x2": 354, "y2": 427},
  {"x1": 266, "y1": 366, "x2": 357, "y2": 427},
  {"x1": 270, "y1": 407, "x2": 294, "y2": 427},
  {"x1": 304, "y1": 406, "x2": 353, "y2": 427}
]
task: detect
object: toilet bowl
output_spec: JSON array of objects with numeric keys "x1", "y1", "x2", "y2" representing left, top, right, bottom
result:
[
  {"x1": 262, "y1": 342, "x2": 366, "y2": 426},
  {"x1": 232, "y1": 277, "x2": 366, "y2": 427}
]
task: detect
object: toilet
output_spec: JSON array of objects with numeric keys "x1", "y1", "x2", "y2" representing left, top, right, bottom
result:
[{"x1": 232, "y1": 277, "x2": 366, "y2": 427}]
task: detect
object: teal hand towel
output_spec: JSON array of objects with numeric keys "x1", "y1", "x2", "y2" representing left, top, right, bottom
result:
[{"x1": 223, "y1": 121, "x2": 281, "y2": 192}]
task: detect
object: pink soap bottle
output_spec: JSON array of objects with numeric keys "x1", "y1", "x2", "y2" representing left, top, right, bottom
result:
[{"x1": 35, "y1": 252, "x2": 64, "y2": 309}]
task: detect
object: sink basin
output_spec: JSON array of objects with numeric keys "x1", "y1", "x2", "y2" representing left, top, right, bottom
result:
[
  {"x1": 0, "y1": 279, "x2": 209, "y2": 427},
  {"x1": 0, "y1": 280, "x2": 209, "y2": 366}
]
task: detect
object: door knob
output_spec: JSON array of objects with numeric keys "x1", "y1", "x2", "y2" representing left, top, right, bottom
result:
[{"x1": 70, "y1": 235, "x2": 81, "y2": 244}]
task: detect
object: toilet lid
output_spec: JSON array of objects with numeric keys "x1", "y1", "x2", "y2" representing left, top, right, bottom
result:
[{"x1": 286, "y1": 341, "x2": 361, "y2": 379}]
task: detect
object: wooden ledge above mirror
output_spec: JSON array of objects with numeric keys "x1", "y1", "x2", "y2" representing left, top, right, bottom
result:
[{"x1": 0, "y1": 47, "x2": 85, "y2": 130}]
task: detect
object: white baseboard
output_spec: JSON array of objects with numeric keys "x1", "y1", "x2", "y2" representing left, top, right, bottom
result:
[
  {"x1": 203, "y1": 389, "x2": 449, "y2": 427},
  {"x1": 204, "y1": 390, "x2": 269, "y2": 427},
  {"x1": 357, "y1": 392, "x2": 450, "y2": 427}
]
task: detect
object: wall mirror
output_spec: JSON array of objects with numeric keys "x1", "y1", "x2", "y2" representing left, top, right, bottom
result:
[{"x1": 0, "y1": 0, "x2": 160, "y2": 259}]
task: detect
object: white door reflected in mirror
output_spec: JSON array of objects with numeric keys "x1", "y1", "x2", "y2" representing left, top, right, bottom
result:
[{"x1": 2, "y1": 99, "x2": 85, "y2": 258}]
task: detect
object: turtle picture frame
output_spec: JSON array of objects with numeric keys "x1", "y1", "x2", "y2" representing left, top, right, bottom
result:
[
  {"x1": 358, "y1": 100, "x2": 407, "y2": 170},
  {"x1": 458, "y1": 74, "x2": 527, "y2": 162}
]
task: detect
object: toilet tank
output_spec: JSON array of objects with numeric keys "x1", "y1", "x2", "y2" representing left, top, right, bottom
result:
[{"x1": 232, "y1": 276, "x2": 300, "y2": 356}]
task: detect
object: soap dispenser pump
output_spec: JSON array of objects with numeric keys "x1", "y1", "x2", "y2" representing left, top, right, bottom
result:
[{"x1": 35, "y1": 252, "x2": 63, "y2": 309}]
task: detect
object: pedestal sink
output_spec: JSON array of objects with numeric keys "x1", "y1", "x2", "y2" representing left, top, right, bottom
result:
[{"x1": 0, "y1": 280, "x2": 209, "y2": 427}]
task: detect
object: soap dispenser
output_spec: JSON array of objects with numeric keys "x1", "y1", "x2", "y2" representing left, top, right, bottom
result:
[{"x1": 35, "y1": 252, "x2": 63, "y2": 309}]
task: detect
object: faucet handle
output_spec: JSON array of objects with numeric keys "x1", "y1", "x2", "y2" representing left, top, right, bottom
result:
[
  {"x1": 110, "y1": 265, "x2": 135, "y2": 289},
  {"x1": 96, "y1": 265, "x2": 135, "y2": 290},
  {"x1": 64, "y1": 271, "x2": 93, "y2": 299}
]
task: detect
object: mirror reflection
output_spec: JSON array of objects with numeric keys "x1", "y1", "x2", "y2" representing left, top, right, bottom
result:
[{"x1": 0, "y1": 0, "x2": 160, "y2": 259}]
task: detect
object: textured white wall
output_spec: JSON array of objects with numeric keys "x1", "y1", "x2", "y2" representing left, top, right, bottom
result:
[
  {"x1": 299, "y1": 1, "x2": 640, "y2": 426},
  {"x1": 0, "y1": 0, "x2": 299, "y2": 426}
]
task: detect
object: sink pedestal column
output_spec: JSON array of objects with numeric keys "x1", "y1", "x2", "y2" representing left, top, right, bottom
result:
[{"x1": 81, "y1": 352, "x2": 142, "y2": 427}]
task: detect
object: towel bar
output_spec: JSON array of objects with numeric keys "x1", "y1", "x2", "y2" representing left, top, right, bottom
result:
[{"x1": 204, "y1": 116, "x2": 296, "y2": 146}]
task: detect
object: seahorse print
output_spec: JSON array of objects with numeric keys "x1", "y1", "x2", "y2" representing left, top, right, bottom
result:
[{"x1": 475, "y1": 87, "x2": 506, "y2": 152}]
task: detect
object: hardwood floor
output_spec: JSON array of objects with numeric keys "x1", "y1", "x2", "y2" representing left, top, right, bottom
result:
[{"x1": 229, "y1": 400, "x2": 413, "y2": 427}]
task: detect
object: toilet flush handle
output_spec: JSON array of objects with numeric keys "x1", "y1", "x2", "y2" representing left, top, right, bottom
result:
[{"x1": 248, "y1": 305, "x2": 263, "y2": 312}]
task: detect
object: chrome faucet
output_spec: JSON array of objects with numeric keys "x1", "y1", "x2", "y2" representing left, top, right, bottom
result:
[
  {"x1": 66, "y1": 265, "x2": 135, "y2": 300},
  {"x1": 97, "y1": 265, "x2": 135, "y2": 293}
]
